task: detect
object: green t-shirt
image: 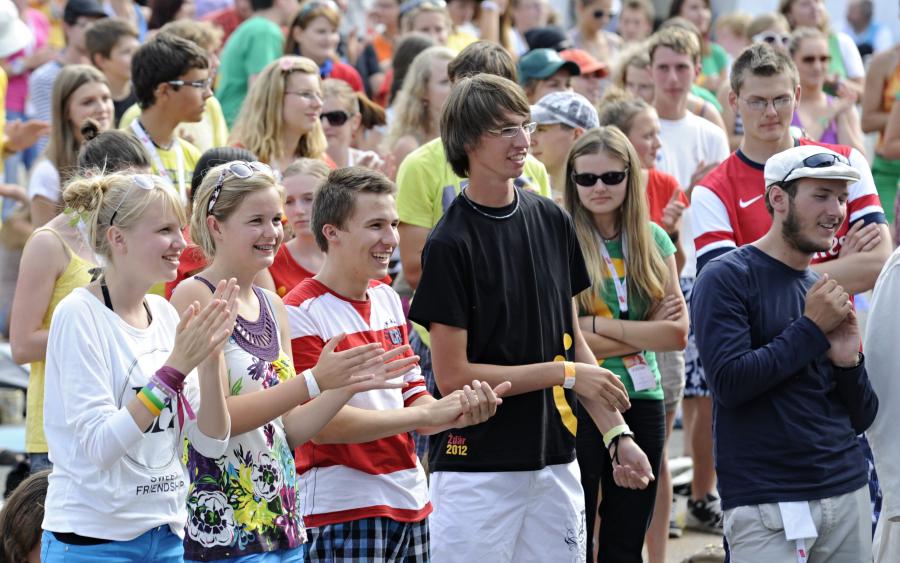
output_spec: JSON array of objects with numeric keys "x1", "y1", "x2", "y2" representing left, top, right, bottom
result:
[
  {"x1": 216, "y1": 16, "x2": 284, "y2": 127},
  {"x1": 397, "y1": 137, "x2": 552, "y2": 346},
  {"x1": 701, "y1": 42, "x2": 729, "y2": 81},
  {"x1": 580, "y1": 222, "x2": 676, "y2": 400}
]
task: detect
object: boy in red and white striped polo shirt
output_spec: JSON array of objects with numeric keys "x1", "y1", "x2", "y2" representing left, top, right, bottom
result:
[{"x1": 283, "y1": 166, "x2": 509, "y2": 562}]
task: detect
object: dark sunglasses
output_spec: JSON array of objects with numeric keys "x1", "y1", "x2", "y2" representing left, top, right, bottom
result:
[
  {"x1": 320, "y1": 110, "x2": 351, "y2": 126},
  {"x1": 572, "y1": 169, "x2": 629, "y2": 187},
  {"x1": 780, "y1": 153, "x2": 848, "y2": 183},
  {"x1": 593, "y1": 8, "x2": 614, "y2": 18},
  {"x1": 800, "y1": 55, "x2": 831, "y2": 65}
]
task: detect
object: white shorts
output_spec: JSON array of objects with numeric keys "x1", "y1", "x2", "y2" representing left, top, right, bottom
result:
[{"x1": 429, "y1": 461, "x2": 586, "y2": 563}]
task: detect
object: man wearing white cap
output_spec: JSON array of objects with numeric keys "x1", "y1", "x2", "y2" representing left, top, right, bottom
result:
[
  {"x1": 529, "y1": 90, "x2": 598, "y2": 200},
  {"x1": 690, "y1": 145, "x2": 879, "y2": 562}
]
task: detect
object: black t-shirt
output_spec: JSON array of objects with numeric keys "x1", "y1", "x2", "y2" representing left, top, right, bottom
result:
[
  {"x1": 113, "y1": 89, "x2": 139, "y2": 126},
  {"x1": 408, "y1": 187, "x2": 590, "y2": 472}
]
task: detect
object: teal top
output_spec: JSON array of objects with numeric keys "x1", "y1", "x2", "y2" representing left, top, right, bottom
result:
[{"x1": 580, "y1": 222, "x2": 676, "y2": 400}]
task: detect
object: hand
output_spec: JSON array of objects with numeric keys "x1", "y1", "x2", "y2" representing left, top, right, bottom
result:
[
  {"x1": 168, "y1": 280, "x2": 240, "y2": 374},
  {"x1": 343, "y1": 345, "x2": 420, "y2": 394},
  {"x1": 803, "y1": 274, "x2": 851, "y2": 333},
  {"x1": 206, "y1": 278, "x2": 239, "y2": 356},
  {"x1": 573, "y1": 363, "x2": 630, "y2": 412},
  {"x1": 23, "y1": 45, "x2": 56, "y2": 70},
  {"x1": 4, "y1": 119, "x2": 50, "y2": 153},
  {"x1": 648, "y1": 295, "x2": 683, "y2": 322},
  {"x1": 687, "y1": 161, "x2": 718, "y2": 196},
  {"x1": 355, "y1": 150, "x2": 385, "y2": 172},
  {"x1": 310, "y1": 334, "x2": 385, "y2": 391},
  {"x1": 840, "y1": 220, "x2": 881, "y2": 257},
  {"x1": 661, "y1": 189, "x2": 686, "y2": 234},
  {"x1": 0, "y1": 183, "x2": 27, "y2": 202},
  {"x1": 826, "y1": 309, "x2": 861, "y2": 368},
  {"x1": 610, "y1": 437, "x2": 654, "y2": 489},
  {"x1": 423, "y1": 380, "x2": 512, "y2": 430}
]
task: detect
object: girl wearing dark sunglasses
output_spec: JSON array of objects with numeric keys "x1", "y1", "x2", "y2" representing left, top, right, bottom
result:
[
  {"x1": 789, "y1": 27, "x2": 865, "y2": 154},
  {"x1": 321, "y1": 79, "x2": 388, "y2": 171},
  {"x1": 564, "y1": 126, "x2": 688, "y2": 563}
]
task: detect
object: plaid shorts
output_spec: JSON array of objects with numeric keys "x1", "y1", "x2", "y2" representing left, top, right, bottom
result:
[
  {"x1": 681, "y1": 277, "x2": 711, "y2": 399},
  {"x1": 303, "y1": 517, "x2": 429, "y2": 563}
]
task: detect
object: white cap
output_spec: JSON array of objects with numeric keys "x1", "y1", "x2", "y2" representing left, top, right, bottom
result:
[
  {"x1": 530, "y1": 91, "x2": 599, "y2": 131},
  {"x1": 764, "y1": 145, "x2": 860, "y2": 188},
  {"x1": 0, "y1": 0, "x2": 34, "y2": 59}
]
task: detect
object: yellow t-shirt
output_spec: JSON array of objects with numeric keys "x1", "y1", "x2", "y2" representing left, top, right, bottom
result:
[
  {"x1": 396, "y1": 137, "x2": 552, "y2": 345},
  {"x1": 25, "y1": 228, "x2": 96, "y2": 452},
  {"x1": 119, "y1": 97, "x2": 229, "y2": 154}
]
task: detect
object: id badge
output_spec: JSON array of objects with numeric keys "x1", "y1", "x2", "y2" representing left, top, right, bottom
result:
[
  {"x1": 623, "y1": 354, "x2": 656, "y2": 392},
  {"x1": 778, "y1": 501, "x2": 817, "y2": 563}
]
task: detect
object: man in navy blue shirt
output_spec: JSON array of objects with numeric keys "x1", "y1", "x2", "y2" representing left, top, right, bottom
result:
[{"x1": 691, "y1": 145, "x2": 879, "y2": 562}]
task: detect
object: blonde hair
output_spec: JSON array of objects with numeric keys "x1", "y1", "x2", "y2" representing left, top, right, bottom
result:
[
  {"x1": 322, "y1": 78, "x2": 359, "y2": 115},
  {"x1": 190, "y1": 162, "x2": 283, "y2": 259},
  {"x1": 789, "y1": 26, "x2": 826, "y2": 56},
  {"x1": 564, "y1": 127, "x2": 669, "y2": 313},
  {"x1": 716, "y1": 11, "x2": 752, "y2": 39},
  {"x1": 748, "y1": 12, "x2": 790, "y2": 38},
  {"x1": 647, "y1": 26, "x2": 701, "y2": 64},
  {"x1": 62, "y1": 173, "x2": 186, "y2": 260},
  {"x1": 611, "y1": 44, "x2": 650, "y2": 91},
  {"x1": 230, "y1": 56, "x2": 328, "y2": 164},
  {"x1": 159, "y1": 19, "x2": 224, "y2": 52},
  {"x1": 401, "y1": 4, "x2": 452, "y2": 35},
  {"x1": 46, "y1": 65, "x2": 110, "y2": 184},
  {"x1": 385, "y1": 46, "x2": 455, "y2": 150},
  {"x1": 283, "y1": 157, "x2": 331, "y2": 181}
]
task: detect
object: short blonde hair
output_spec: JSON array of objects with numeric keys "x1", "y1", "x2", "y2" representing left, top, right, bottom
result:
[
  {"x1": 647, "y1": 26, "x2": 701, "y2": 64},
  {"x1": 62, "y1": 173, "x2": 186, "y2": 260},
  {"x1": 190, "y1": 162, "x2": 284, "y2": 259},
  {"x1": 230, "y1": 56, "x2": 328, "y2": 164},
  {"x1": 159, "y1": 19, "x2": 224, "y2": 52}
]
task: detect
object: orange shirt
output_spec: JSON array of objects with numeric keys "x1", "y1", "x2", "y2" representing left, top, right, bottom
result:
[{"x1": 646, "y1": 168, "x2": 688, "y2": 227}]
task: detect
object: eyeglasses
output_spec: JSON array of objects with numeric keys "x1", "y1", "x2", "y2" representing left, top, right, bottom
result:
[
  {"x1": 168, "y1": 77, "x2": 213, "y2": 90},
  {"x1": 593, "y1": 9, "x2": 614, "y2": 18},
  {"x1": 739, "y1": 95, "x2": 793, "y2": 112},
  {"x1": 207, "y1": 161, "x2": 273, "y2": 216},
  {"x1": 285, "y1": 90, "x2": 323, "y2": 102},
  {"x1": 780, "y1": 152, "x2": 849, "y2": 184},
  {"x1": 320, "y1": 110, "x2": 351, "y2": 126},
  {"x1": 752, "y1": 32, "x2": 790, "y2": 46},
  {"x1": 572, "y1": 169, "x2": 629, "y2": 187},
  {"x1": 800, "y1": 55, "x2": 831, "y2": 65},
  {"x1": 488, "y1": 121, "x2": 537, "y2": 138},
  {"x1": 109, "y1": 174, "x2": 157, "y2": 226}
]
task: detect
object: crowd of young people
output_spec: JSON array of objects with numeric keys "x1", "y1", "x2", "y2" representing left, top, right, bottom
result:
[{"x1": 0, "y1": 0, "x2": 899, "y2": 562}]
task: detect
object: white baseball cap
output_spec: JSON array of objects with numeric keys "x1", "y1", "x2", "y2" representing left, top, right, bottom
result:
[
  {"x1": 764, "y1": 145, "x2": 860, "y2": 188},
  {"x1": 530, "y1": 91, "x2": 599, "y2": 131},
  {"x1": 0, "y1": 0, "x2": 34, "y2": 59}
]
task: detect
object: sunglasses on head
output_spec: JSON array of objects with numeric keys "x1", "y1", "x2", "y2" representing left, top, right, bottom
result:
[
  {"x1": 109, "y1": 174, "x2": 157, "y2": 226},
  {"x1": 207, "y1": 161, "x2": 273, "y2": 215},
  {"x1": 753, "y1": 32, "x2": 790, "y2": 46},
  {"x1": 780, "y1": 153, "x2": 848, "y2": 184},
  {"x1": 572, "y1": 169, "x2": 629, "y2": 187},
  {"x1": 320, "y1": 110, "x2": 351, "y2": 126}
]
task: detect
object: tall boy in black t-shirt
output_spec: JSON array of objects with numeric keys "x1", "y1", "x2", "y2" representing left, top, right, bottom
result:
[{"x1": 408, "y1": 74, "x2": 655, "y2": 563}]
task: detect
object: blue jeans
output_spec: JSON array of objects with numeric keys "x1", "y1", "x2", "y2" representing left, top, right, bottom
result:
[
  {"x1": 188, "y1": 546, "x2": 305, "y2": 562},
  {"x1": 41, "y1": 526, "x2": 183, "y2": 562}
]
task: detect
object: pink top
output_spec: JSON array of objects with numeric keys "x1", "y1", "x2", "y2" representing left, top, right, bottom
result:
[{"x1": 5, "y1": 8, "x2": 50, "y2": 113}]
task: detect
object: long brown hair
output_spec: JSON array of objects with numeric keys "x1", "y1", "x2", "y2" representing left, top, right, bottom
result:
[{"x1": 564, "y1": 127, "x2": 668, "y2": 314}]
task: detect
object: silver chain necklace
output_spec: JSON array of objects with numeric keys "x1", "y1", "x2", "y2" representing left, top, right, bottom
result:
[{"x1": 460, "y1": 187, "x2": 520, "y2": 220}]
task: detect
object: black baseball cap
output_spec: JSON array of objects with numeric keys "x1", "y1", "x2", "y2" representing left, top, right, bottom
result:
[{"x1": 64, "y1": 0, "x2": 107, "y2": 25}]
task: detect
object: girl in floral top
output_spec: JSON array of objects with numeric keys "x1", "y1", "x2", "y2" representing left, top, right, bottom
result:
[{"x1": 171, "y1": 161, "x2": 417, "y2": 561}]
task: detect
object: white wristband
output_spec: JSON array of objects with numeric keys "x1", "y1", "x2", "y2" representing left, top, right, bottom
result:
[{"x1": 303, "y1": 369, "x2": 321, "y2": 398}]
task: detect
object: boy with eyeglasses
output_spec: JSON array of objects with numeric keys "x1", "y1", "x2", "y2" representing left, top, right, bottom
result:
[
  {"x1": 408, "y1": 72, "x2": 654, "y2": 563},
  {"x1": 691, "y1": 144, "x2": 878, "y2": 562},
  {"x1": 692, "y1": 42, "x2": 890, "y2": 537},
  {"x1": 127, "y1": 34, "x2": 210, "y2": 207}
]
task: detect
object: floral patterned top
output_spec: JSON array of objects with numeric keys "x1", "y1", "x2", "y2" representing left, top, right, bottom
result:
[{"x1": 184, "y1": 282, "x2": 306, "y2": 560}]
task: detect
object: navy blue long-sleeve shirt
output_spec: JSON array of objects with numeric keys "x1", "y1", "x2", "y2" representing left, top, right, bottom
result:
[{"x1": 691, "y1": 245, "x2": 878, "y2": 510}]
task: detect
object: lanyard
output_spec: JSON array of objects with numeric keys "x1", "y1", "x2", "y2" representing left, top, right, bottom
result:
[
  {"x1": 598, "y1": 232, "x2": 628, "y2": 318},
  {"x1": 130, "y1": 120, "x2": 187, "y2": 206}
]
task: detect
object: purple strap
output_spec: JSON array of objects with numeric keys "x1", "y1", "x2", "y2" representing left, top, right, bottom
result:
[{"x1": 152, "y1": 366, "x2": 195, "y2": 430}]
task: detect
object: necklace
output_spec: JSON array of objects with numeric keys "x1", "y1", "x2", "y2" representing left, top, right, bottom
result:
[
  {"x1": 231, "y1": 286, "x2": 279, "y2": 361},
  {"x1": 460, "y1": 187, "x2": 520, "y2": 220}
]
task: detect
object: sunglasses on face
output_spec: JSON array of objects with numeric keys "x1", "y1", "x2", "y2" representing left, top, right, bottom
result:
[
  {"x1": 593, "y1": 8, "x2": 614, "y2": 18},
  {"x1": 320, "y1": 110, "x2": 351, "y2": 126},
  {"x1": 800, "y1": 55, "x2": 831, "y2": 65},
  {"x1": 207, "y1": 161, "x2": 273, "y2": 215},
  {"x1": 572, "y1": 169, "x2": 629, "y2": 187},
  {"x1": 780, "y1": 152, "x2": 849, "y2": 183},
  {"x1": 752, "y1": 32, "x2": 790, "y2": 46}
]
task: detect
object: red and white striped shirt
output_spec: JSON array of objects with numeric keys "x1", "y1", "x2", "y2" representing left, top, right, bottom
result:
[{"x1": 284, "y1": 278, "x2": 431, "y2": 528}]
